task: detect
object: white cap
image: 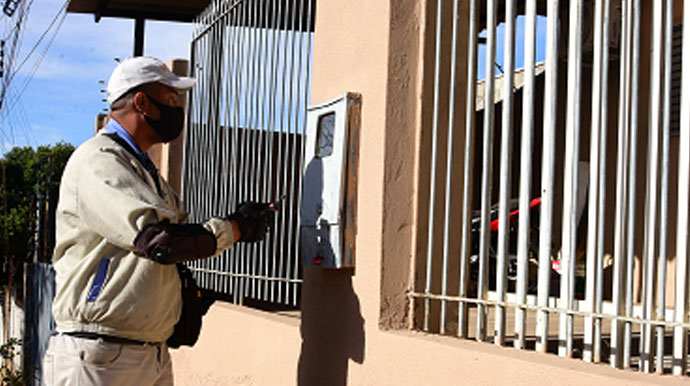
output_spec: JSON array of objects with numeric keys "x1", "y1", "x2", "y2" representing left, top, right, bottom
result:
[{"x1": 106, "y1": 56, "x2": 196, "y2": 104}]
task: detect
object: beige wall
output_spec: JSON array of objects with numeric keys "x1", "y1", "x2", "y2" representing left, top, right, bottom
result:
[
  {"x1": 173, "y1": 302, "x2": 686, "y2": 386},
  {"x1": 171, "y1": 1, "x2": 687, "y2": 385}
]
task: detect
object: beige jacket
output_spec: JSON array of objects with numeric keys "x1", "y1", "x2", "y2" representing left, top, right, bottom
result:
[{"x1": 52, "y1": 132, "x2": 234, "y2": 343}]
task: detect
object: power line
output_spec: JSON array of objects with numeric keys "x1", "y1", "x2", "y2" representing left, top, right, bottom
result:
[
  {"x1": 5, "y1": 0, "x2": 67, "y2": 87},
  {"x1": 0, "y1": 0, "x2": 34, "y2": 143},
  {"x1": 3, "y1": 7, "x2": 67, "y2": 115},
  {"x1": 2, "y1": 0, "x2": 36, "y2": 84},
  {"x1": 0, "y1": 0, "x2": 68, "y2": 144}
]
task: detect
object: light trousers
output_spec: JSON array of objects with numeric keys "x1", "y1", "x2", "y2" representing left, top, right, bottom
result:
[{"x1": 42, "y1": 334, "x2": 173, "y2": 386}]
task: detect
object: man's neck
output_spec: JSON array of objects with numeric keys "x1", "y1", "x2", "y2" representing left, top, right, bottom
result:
[{"x1": 110, "y1": 113, "x2": 155, "y2": 153}]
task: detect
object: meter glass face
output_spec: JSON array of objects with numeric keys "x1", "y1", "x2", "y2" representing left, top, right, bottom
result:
[{"x1": 315, "y1": 112, "x2": 335, "y2": 158}]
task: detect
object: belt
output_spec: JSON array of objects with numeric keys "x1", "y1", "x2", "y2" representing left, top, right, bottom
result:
[{"x1": 63, "y1": 332, "x2": 161, "y2": 346}]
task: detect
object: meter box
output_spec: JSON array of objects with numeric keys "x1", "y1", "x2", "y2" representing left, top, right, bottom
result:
[{"x1": 300, "y1": 92, "x2": 361, "y2": 269}]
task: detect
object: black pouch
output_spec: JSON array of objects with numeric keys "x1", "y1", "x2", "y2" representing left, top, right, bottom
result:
[{"x1": 167, "y1": 263, "x2": 215, "y2": 348}]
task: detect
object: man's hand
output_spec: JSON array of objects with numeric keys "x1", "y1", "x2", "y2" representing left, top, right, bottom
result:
[{"x1": 227, "y1": 202, "x2": 275, "y2": 242}]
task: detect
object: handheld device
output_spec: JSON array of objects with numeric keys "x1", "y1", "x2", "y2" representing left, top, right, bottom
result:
[{"x1": 267, "y1": 195, "x2": 287, "y2": 212}]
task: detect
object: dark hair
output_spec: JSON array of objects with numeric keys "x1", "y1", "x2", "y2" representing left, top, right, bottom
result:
[{"x1": 110, "y1": 83, "x2": 155, "y2": 111}]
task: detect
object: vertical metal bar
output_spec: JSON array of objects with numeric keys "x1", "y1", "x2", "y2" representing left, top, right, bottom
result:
[
  {"x1": 641, "y1": 0, "x2": 664, "y2": 372},
  {"x1": 133, "y1": 17, "x2": 145, "y2": 57},
  {"x1": 273, "y1": 1, "x2": 284, "y2": 302},
  {"x1": 244, "y1": 0, "x2": 257, "y2": 298},
  {"x1": 559, "y1": 0, "x2": 583, "y2": 358},
  {"x1": 458, "y1": 0, "x2": 478, "y2": 339},
  {"x1": 274, "y1": 0, "x2": 288, "y2": 303},
  {"x1": 209, "y1": 6, "x2": 219, "y2": 290},
  {"x1": 584, "y1": 0, "x2": 606, "y2": 363},
  {"x1": 195, "y1": 19, "x2": 206, "y2": 289},
  {"x1": 294, "y1": 0, "x2": 313, "y2": 306},
  {"x1": 611, "y1": 0, "x2": 631, "y2": 368},
  {"x1": 207, "y1": 1, "x2": 216, "y2": 293},
  {"x1": 219, "y1": 2, "x2": 231, "y2": 294},
  {"x1": 268, "y1": 0, "x2": 282, "y2": 303},
  {"x1": 673, "y1": 0, "x2": 690, "y2": 374},
  {"x1": 536, "y1": 0, "x2": 559, "y2": 354},
  {"x1": 213, "y1": 3, "x2": 225, "y2": 294},
  {"x1": 285, "y1": 0, "x2": 298, "y2": 305},
  {"x1": 211, "y1": 3, "x2": 221, "y2": 292},
  {"x1": 184, "y1": 34, "x2": 196, "y2": 227},
  {"x1": 440, "y1": 0, "x2": 461, "y2": 335},
  {"x1": 257, "y1": 0, "x2": 268, "y2": 300},
  {"x1": 514, "y1": 0, "x2": 537, "y2": 350},
  {"x1": 250, "y1": 0, "x2": 262, "y2": 299},
  {"x1": 263, "y1": 0, "x2": 274, "y2": 300},
  {"x1": 594, "y1": 0, "x2": 611, "y2": 363},
  {"x1": 232, "y1": 0, "x2": 244, "y2": 301},
  {"x1": 262, "y1": 0, "x2": 276, "y2": 302},
  {"x1": 256, "y1": 0, "x2": 269, "y2": 301},
  {"x1": 192, "y1": 18, "x2": 204, "y2": 288},
  {"x1": 278, "y1": 0, "x2": 294, "y2": 303},
  {"x1": 191, "y1": 13, "x2": 203, "y2": 288},
  {"x1": 624, "y1": 0, "x2": 640, "y2": 368},
  {"x1": 281, "y1": 0, "x2": 297, "y2": 305},
  {"x1": 201, "y1": 11, "x2": 215, "y2": 290},
  {"x1": 200, "y1": 11, "x2": 210, "y2": 239},
  {"x1": 182, "y1": 37, "x2": 196, "y2": 210},
  {"x1": 226, "y1": 1, "x2": 236, "y2": 298},
  {"x1": 199, "y1": 3, "x2": 210, "y2": 291},
  {"x1": 288, "y1": 0, "x2": 301, "y2": 305},
  {"x1": 477, "y1": 0, "x2": 497, "y2": 342},
  {"x1": 423, "y1": 0, "x2": 444, "y2": 332},
  {"x1": 245, "y1": 0, "x2": 257, "y2": 300},
  {"x1": 233, "y1": 0, "x2": 245, "y2": 299},
  {"x1": 286, "y1": 0, "x2": 302, "y2": 306},
  {"x1": 229, "y1": 1, "x2": 243, "y2": 303},
  {"x1": 656, "y1": 0, "x2": 673, "y2": 374},
  {"x1": 494, "y1": 0, "x2": 515, "y2": 346},
  {"x1": 237, "y1": 0, "x2": 250, "y2": 303},
  {"x1": 185, "y1": 23, "x2": 199, "y2": 287}
]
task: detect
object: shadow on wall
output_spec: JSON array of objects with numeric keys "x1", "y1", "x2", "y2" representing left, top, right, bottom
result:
[{"x1": 297, "y1": 267, "x2": 365, "y2": 386}]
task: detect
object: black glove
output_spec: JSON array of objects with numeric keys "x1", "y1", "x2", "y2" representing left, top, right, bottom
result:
[{"x1": 227, "y1": 202, "x2": 275, "y2": 242}]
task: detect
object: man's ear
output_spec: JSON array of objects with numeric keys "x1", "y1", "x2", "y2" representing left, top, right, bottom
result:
[{"x1": 133, "y1": 91, "x2": 148, "y2": 114}]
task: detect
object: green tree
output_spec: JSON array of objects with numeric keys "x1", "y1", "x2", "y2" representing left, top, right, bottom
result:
[
  {"x1": 0, "y1": 338, "x2": 30, "y2": 385},
  {"x1": 0, "y1": 143, "x2": 75, "y2": 290}
]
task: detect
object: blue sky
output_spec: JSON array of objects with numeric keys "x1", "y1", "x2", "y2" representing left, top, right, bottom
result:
[
  {"x1": 477, "y1": 16, "x2": 548, "y2": 79},
  {"x1": 2, "y1": 1, "x2": 546, "y2": 151},
  {"x1": 1, "y1": 0, "x2": 193, "y2": 150}
]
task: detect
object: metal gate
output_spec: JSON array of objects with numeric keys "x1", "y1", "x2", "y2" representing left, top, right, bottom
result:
[
  {"x1": 183, "y1": 0, "x2": 314, "y2": 308},
  {"x1": 411, "y1": 0, "x2": 690, "y2": 377}
]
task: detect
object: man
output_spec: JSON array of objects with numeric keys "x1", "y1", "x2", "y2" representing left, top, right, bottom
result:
[{"x1": 43, "y1": 56, "x2": 273, "y2": 385}]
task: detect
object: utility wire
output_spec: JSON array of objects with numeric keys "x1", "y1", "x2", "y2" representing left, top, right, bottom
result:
[
  {"x1": 0, "y1": 0, "x2": 34, "y2": 143},
  {"x1": 1, "y1": 0, "x2": 35, "y2": 93},
  {"x1": 6, "y1": 0, "x2": 67, "y2": 87},
  {"x1": 3, "y1": 7, "x2": 66, "y2": 116},
  {"x1": 0, "y1": 0, "x2": 68, "y2": 144}
]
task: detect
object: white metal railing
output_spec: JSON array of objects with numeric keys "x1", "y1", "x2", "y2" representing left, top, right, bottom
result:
[
  {"x1": 182, "y1": 0, "x2": 314, "y2": 308},
  {"x1": 413, "y1": 0, "x2": 689, "y2": 376}
]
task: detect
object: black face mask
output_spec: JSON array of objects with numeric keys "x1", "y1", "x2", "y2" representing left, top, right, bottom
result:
[{"x1": 143, "y1": 94, "x2": 185, "y2": 143}]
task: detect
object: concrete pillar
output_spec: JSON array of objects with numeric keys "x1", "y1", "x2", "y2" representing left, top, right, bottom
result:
[{"x1": 93, "y1": 113, "x2": 109, "y2": 134}]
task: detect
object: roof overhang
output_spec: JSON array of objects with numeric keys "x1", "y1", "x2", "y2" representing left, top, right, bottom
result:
[{"x1": 66, "y1": 0, "x2": 211, "y2": 22}]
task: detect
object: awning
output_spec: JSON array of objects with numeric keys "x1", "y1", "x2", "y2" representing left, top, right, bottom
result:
[{"x1": 66, "y1": 0, "x2": 211, "y2": 22}]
